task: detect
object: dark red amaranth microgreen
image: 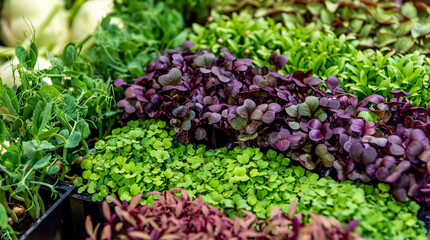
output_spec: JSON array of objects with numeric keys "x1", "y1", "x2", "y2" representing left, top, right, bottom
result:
[
  {"x1": 85, "y1": 188, "x2": 364, "y2": 240},
  {"x1": 115, "y1": 41, "x2": 430, "y2": 202}
]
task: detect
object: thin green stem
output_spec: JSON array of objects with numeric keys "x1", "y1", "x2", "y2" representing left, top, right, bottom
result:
[
  {"x1": 0, "y1": 46, "x2": 15, "y2": 57},
  {"x1": 67, "y1": 0, "x2": 87, "y2": 24},
  {"x1": 33, "y1": 165, "x2": 47, "y2": 194},
  {"x1": 53, "y1": 133, "x2": 68, "y2": 165},
  {"x1": 35, "y1": 192, "x2": 44, "y2": 216},
  {"x1": 10, "y1": 194, "x2": 25, "y2": 203},
  {"x1": 59, "y1": 165, "x2": 68, "y2": 182},
  {"x1": 32, "y1": 192, "x2": 41, "y2": 219},
  {"x1": 5, "y1": 177, "x2": 25, "y2": 203},
  {"x1": 1, "y1": 142, "x2": 9, "y2": 150},
  {"x1": 6, "y1": 225, "x2": 19, "y2": 240},
  {"x1": 0, "y1": 191, "x2": 18, "y2": 223}
]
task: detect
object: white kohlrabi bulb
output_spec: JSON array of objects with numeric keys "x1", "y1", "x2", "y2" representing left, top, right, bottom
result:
[
  {"x1": 71, "y1": 0, "x2": 122, "y2": 43},
  {"x1": 0, "y1": 0, "x2": 70, "y2": 54}
]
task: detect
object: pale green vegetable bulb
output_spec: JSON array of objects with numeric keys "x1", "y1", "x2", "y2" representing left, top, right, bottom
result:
[
  {"x1": 0, "y1": 0, "x2": 70, "y2": 55},
  {"x1": 71, "y1": 0, "x2": 122, "y2": 43},
  {"x1": 0, "y1": 57, "x2": 52, "y2": 87}
]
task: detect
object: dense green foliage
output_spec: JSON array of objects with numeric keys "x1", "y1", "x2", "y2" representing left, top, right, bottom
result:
[
  {"x1": 0, "y1": 43, "x2": 115, "y2": 239},
  {"x1": 76, "y1": 119, "x2": 428, "y2": 239},
  {"x1": 190, "y1": 12, "x2": 430, "y2": 106},
  {"x1": 76, "y1": 0, "x2": 188, "y2": 84},
  {"x1": 159, "y1": 0, "x2": 212, "y2": 25},
  {"x1": 215, "y1": 0, "x2": 430, "y2": 54}
]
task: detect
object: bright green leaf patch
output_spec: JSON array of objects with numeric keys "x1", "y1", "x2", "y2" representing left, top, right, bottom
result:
[{"x1": 78, "y1": 120, "x2": 427, "y2": 240}]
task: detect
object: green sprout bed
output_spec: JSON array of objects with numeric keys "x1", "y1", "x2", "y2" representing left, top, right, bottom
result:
[{"x1": 76, "y1": 119, "x2": 428, "y2": 240}]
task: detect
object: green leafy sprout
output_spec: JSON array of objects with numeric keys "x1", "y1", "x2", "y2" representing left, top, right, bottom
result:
[{"x1": 76, "y1": 119, "x2": 428, "y2": 239}]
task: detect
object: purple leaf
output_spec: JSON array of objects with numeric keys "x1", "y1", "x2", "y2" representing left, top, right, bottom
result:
[
  {"x1": 262, "y1": 111, "x2": 276, "y2": 124},
  {"x1": 276, "y1": 139, "x2": 291, "y2": 151},
  {"x1": 350, "y1": 119, "x2": 364, "y2": 133},
  {"x1": 181, "y1": 40, "x2": 195, "y2": 49},
  {"x1": 390, "y1": 144, "x2": 405, "y2": 156},
  {"x1": 309, "y1": 130, "x2": 324, "y2": 141},
  {"x1": 113, "y1": 79, "x2": 128, "y2": 87},
  {"x1": 307, "y1": 119, "x2": 323, "y2": 130},
  {"x1": 172, "y1": 54, "x2": 184, "y2": 66},
  {"x1": 390, "y1": 90, "x2": 411, "y2": 99},
  {"x1": 364, "y1": 94, "x2": 386, "y2": 104},
  {"x1": 362, "y1": 147, "x2": 377, "y2": 164},
  {"x1": 220, "y1": 48, "x2": 236, "y2": 62},
  {"x1": 267, "y1": 103, "x2": 281, "y2": 112},
  {"x1": 325, "y1": 76, "x2": 340, "y2": 93},
  {"x1": 268, "y1": 52, "x2": 288, "y2": 70},
  {"x1": 303, "y1": 76, "x2": 321, "y2": 86},
  {"x1": 406, "y1": 140, "x2": 424, "y2": 156},
  {"x1": 208, "y1": 113, "x2": 222, "y2": 123},
  {"x1": 117, "y1": 100, "x2": 136, "y2": 113}
]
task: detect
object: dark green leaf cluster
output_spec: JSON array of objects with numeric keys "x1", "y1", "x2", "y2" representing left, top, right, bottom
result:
[
  {"x1": 190, "y1": 12, "x2": 430, "y2": 106},
  {"x1": 76, "y1": 119, "x2": 428, "y2": 239},
  {"x1": 75, "y1": 0, "x2": 188, "y2": 86},
  {"x1": 0, "y1": 43, "x2": 115, "y2": 238},
  {"x1": 159, "y1": 0, "x2": 213, "y2": 25}
]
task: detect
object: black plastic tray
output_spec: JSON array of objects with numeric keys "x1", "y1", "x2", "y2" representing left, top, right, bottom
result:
[
  {"x1": 19, "y1": 181, "x2": 74, "y2": 240},
  {"x1": 63, "y1": 191, "x2": 105, "y2": 240}
]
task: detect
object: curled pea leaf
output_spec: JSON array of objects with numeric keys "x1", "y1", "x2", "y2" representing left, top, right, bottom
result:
[
  {"x1": 46, "y1": 164, "x2": 60, "y2": 175},
  {"x1": 1, "y1": 151, "x2": 20, "y2": 170},
  {"x1": 15, "y1": 46, "x2": 27, "y2": 68},
  {"x1": 32, "y1": 154, "x2": 51, "y2": 169},
  {"x1": 62, "y1": 42, "x2": 77, "y2": 67},
  {"x1": 65, "y1": 132, "x2": 82, "y2": 149},
  {"x1": 0, "y1": 204, "x2": 8, "y2": 228}
]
